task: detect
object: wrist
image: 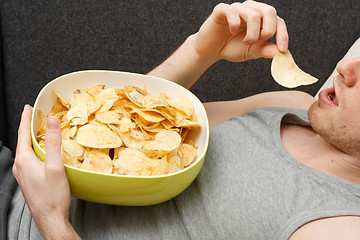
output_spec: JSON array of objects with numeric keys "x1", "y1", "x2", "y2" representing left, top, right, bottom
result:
[
  {"x1": 35, "y1": 212, "x2": 80, "y2": 240},
  {"x1": 148, "y1": 33, "x2": 220, "y2": 89},
  {"x1": 186, "y1": 33, "x2": 220, "y2": 68}
]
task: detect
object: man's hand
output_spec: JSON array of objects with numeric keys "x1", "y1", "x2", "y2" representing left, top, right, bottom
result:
[
  {"x1": 13, "y1": 105, "x2": 80, "y2": 239},
  {"x1": 148, "y1": 1, "x2": 289, "y2": 88},
  {"x1": 193, "y1": 1, "x2": 288, "y2": 62}
]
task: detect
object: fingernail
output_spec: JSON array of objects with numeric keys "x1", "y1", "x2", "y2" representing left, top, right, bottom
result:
[
  {"x1": 46, "y1": 116, "x2": 60, "y2": 130},
  {"x1": 24, "y1": 104, "x2": 32, "y2": 111},
  {"x1": 279, "y1": 42, "x2": 288, "y2": 52}
]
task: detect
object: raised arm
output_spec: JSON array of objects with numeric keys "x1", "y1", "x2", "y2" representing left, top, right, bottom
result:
[{"x1": 148, "y1": 1, "x2": 289, "y2": 88}]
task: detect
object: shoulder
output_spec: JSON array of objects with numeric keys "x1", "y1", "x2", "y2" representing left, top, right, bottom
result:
[{"x1": 289, "y1": 216, "x2": 360, "y2": 240}]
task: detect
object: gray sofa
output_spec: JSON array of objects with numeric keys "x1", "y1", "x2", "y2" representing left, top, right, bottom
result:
[{"x1": 0, "y1": 0, "x2": 359, "y2": 152}]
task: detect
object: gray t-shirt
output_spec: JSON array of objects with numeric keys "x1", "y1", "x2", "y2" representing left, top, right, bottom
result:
[{"x1": 8, "y1": 107, "x2": 360, "y2": 239}]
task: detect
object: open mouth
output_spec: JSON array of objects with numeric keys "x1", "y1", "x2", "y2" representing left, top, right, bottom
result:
[
  {"x1": 319, "y1": 86, "x2": 338, "y2": 107},
  {"x1": 328, "y1": 92, "x2": 338, "y2": 105}
]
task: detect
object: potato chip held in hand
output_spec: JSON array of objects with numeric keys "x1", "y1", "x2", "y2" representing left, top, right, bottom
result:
[{"x1": 271, "y1": 50, "x2": 318, "y2": 88}]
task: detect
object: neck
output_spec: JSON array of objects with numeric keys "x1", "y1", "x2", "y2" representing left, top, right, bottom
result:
[{"x1": 281, "y1": 123, "x2": 360, "y2": 185}]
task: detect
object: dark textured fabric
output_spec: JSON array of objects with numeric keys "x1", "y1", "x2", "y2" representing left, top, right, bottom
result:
[
  {"x1": 0, "y1": 0, "x2": 359, "y2": 151},
  {"x1": 0, "y1": 17, "x2": 7, "y2": 146},
  {"x1": 0, "y1": 141, "x2": 16, "y2": 240}
]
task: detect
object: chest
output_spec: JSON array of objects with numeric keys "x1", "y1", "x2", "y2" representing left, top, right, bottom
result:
[{"x1": 280, "y1": 123, "x2": 322, "y2": 168}]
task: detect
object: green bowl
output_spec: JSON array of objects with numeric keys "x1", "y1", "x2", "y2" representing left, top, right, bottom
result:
[{"x1": 31, "y1": 70, "x2": 209, "y2": 206}]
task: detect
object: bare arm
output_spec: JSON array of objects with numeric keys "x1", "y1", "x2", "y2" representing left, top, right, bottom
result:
[
  {"x1": 147, "y1": 34, "x2": 214, "y2": 89},
  {"x1": 289, "y1": 216, "x2": 360, "y2": 240},
  {"x1": 204, "y1": 91, "x2": 315, "y2": 127}
]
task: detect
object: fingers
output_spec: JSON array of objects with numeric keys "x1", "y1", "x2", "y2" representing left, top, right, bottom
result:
[
  {"x1": 14, "y1": 105, "x2": 34, "y2": 171},
  {"x1": 218, "y1": 4, "x2": 241, "y2": 35},
  {"x1": 242, "y1": 1, "x2": 277, "y2": 39},
  {"x1": 249, "y1": 42, "x2": 279, "y2": 60},
  {"x1": 16, "y1": 105, "x2": 33, "y2": 153},
  {"x1": 13, "y1": 105, "x2": 39, "y2": 181},
  {"x1": 224, "y1": 1, "x2": 289, "y2": 52},
  {"x1": 44, "y1": 116, "x2": 64, "y2": 175},
  {"x1": 232, "y1": 2, "x2": 262, "y2": 43},
  {"x1": 275, "y1": 16, "x2": 289, "y2": 52}
]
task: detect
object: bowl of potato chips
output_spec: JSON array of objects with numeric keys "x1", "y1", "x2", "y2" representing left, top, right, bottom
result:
[{"x1": 31, "y1": 70, "x2": 209, "y2": 206}]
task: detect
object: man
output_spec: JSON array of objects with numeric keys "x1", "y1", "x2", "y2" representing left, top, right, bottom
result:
[{"x1": 10, "y1": 1, "x2": 360, "y2": 239}]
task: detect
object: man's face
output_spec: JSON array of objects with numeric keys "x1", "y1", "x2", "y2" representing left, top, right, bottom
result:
[{"x1": 308, "y1": 57, "x2": 360, "y2": 158}]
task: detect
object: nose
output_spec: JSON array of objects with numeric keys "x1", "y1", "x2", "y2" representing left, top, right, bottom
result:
[{"x1": 336, "y1": 57, "x2": 360, "y2": 87}]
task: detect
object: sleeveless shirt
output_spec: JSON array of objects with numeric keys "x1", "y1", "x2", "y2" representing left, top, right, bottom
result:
[{"x1": 8, "y1": 107, "x2": 360, "y2": 239}]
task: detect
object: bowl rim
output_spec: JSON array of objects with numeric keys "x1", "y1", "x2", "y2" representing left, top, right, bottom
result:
[{"x1": 31, "y1": 69, "x2": 210, "y2": 179}]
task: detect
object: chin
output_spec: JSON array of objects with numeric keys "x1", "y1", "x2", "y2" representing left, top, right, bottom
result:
[
  {"x1": 307, "y1": 101, "x2": 320, "y2": 126},
  {"x1": 308, "y1": 101, "x2": 360, "y2": 157},
  {"x1": 307, "y1": 100, "x2": 331, "y2": 139}
]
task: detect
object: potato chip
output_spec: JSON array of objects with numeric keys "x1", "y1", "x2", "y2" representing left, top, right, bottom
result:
[
  {"x1": 135, "y1": 109, "x2": 165, "y2": 123},
  {"x1": 52, "y1": 111, "x2": 68, "y2": 122},
  {"x1": 81, "y1": 150, "x2": 113, "y2": 174},
  {"x1": 271, "y1": 50, "x2": 318, "y2": 88},
  {"x1": 62, "y1": 155, "x2": 84, "y2": 168},
  {"x1": 167, "y1": 97, "x2": 194, "y2": 117},
  {"x1": 151, "y1": 157, "x2": 168, "y2": 176},
  {"x1": 167, "y1": 155, "x2": 184, "y2": 174},
  {"x1": 62, "y1": 125, "x2": 77, "y2": 141},
  {"x1": 124, "y1": 86, "x2": 147, "y2": 107},
  {"x1": 85, "y1": 84, "x2": 105, "y2": 96},
  {"x1": 142, "y1": 130, "x2": 181, "y2": 158},
  {"x1": 176, "y1": 119, "x2": 201, "y2": 129},
  {"x1": 111, "y1": 99, "x2": 133, "y2": 118},
  {"x1": 114, "y1": 88, "x2": 127, "y2": 99},
  {"x1": 36, "y1": 111, "x2": 46, "y2": 141},
  {"x1": 70, "y1": 90, "x2": 101, "y2": 115},
  {"x1": 87, "y1": 115, "x2": 108, "y2": 127},
  {"x1": 177, "y1": 143, "x2": 197, "y2": 167},
  {"x1": 133, "y1": 115, "x2": 162, "y2": 132},
  {"x1": 76, "y1": 124, "x2": 122, "y2": 148},
  {"x1": 38, "y1": 139, "x2": 45, "y2": 150},
  {"x1": 38, "y1": 84, "x2": 200, "y2": 176},
  {"x1": 180, "y1": 128, "x2": 190, "y2": 143},
  {"x1": 55, "y1": 91, "x2": 69, "y2": 109},
  {"x1": 95, "y1": 110, "x2": 120, "y2": 124},
  {"x1": 161, "y1": 119, "x2": 174, "y2": 130},
  {"x1": 50, "y1": 102, "x2": 68, "y2": 115},
  {"x1": 116, "y1": 117, "x2": 137, "y2": 132},
  {"x1": 87, "y1": 94, "x2": 102, "y2": 115},
  {"x1": 117, "y1": 131, "x2": 146, "y2": 149},
  {"x1": 61, "y1": 139, "x2": 85, "y2": 168},
  {"x1": 67, "y1": 103, "x2": 88, "y2": 126},
  {"x1": 113, "y1": 148, "x2": 158, "y2": 176},
  {"x1": 62, "y1": 139, "x2": 85, "y2": 158},
  {"x1": 97, "y1": 88, "x2": 119, "y2": 113},
  {"x1": 130, "y1": 128, "x2": 151, "y2": 140},
  {"x1": 142, "y1": 94, "x2": 168, "y2": 109},
  {"x1": 155, "y1": 106, "x2": 176, "y2": 124}
]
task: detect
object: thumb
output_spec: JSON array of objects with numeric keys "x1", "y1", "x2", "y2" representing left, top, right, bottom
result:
[
  {"x1": 248, "y1": 42, "x2": 281, "y2": 60},
  {"x1": 45, "y1": 116, "x2": 63, "y2": 170}
]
